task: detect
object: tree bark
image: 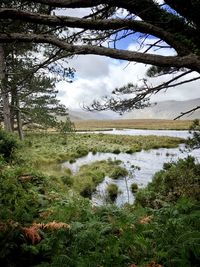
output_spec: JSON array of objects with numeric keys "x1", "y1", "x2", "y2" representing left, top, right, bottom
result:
[
  {"x1": 0, "y1": 44, "x2": 12, "y2": 132},
  {"x1": 16, "y1": 98, "x2": 24, "y2": 140},
  {"x1": 10, "y1": 87, "x2": 16, "y2": 131}
]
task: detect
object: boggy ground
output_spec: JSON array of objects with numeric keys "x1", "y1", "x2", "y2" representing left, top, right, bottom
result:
[
  {"x1": 15, "y1": 132, "x2": 183, "y2": 196},
  {"x1": 19, "y1": 132, "x2": 184, "y2": 167},
  {"x1": 0, "y1": 130, "x2": 199, "y2": 266}
]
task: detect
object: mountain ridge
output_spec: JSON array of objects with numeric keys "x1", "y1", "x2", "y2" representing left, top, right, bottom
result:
[{"x1": 68, "y1": 98, "x2": 200, "y2": 121}]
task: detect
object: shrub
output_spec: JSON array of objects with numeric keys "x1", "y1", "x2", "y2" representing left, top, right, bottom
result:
[
  {"x1": 136, "y1": 156, "x2": 200, "y2": 208},
  {"x1": 0, "y1": 169, "x2": 45, "y2": 222},
  {"x1": 69, "y1": 158, "x2": 76, "y2": 164},
  {"x1": 0, "y1": 130, "x2": 18, "y2": 161},
  {"x1": 75, "y1": 146, "x2": 88, "y2": 157},
  {"x1": 126, "y1": 149, "x2": 133, "y2": 154},
  {"x1": 186, "y1": 119, "x2": 200, "y2": 150}
]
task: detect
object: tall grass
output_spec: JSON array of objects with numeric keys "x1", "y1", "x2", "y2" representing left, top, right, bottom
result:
[
  {"x1": 17, "y1": 132, "x2": 183, "y2": 170},
  {"x1": 74, "y1": 119, "x2": 192, "y2": 131}
]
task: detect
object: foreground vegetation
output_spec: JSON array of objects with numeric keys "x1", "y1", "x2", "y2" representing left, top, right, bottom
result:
[
  {"x1": 74, "y1": 119, "x2": 193, "y2": 131},
  {"x1": 0, "y1": 129, "x2": 199, "y2": 267}
]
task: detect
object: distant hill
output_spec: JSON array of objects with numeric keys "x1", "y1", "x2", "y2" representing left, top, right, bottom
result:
[
  {"x1": 122, "y1": 98, "x2": 200, "y2": 120},
  {"x1": 68, "y1": 109, "x2": 119, "y2": 121},
  {"x1": 68, "y1": 99, "x2": 200, "y2": 121}
]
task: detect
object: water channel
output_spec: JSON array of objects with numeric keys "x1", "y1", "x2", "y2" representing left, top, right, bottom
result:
[
  {"x1": 78, "y1": 128, "x2": 190, "y2": 139},
  {"x1": 62, "y1": 129, "x2": 200, "y2": 206}
]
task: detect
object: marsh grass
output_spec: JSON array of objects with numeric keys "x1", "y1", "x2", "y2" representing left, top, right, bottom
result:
[
  {"x1": 18, "y1": 132, "x2": 183, "y2": 172},
  {"x1": 14, "y1": 132, "x2": 184, "y2": 202},
  {"x1": 72, "y1": 160, "x2": 128, "y2": 198},
  {"x1": 74, "y1": 119, "x2": 192, "y2": 131},
  {"x1": 106, "y1": 183, "x2": 119, "y2": 201}
]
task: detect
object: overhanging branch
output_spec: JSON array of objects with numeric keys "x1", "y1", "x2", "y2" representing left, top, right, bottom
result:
[
  {"x1": 0, "y1": 8, "x2": 187, "y2": 54},
  {"x1": 0, "y1": 33, "x2": 200, "y2": 71}
]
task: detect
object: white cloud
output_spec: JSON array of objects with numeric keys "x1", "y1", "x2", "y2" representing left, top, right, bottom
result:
[
  {"x1": 57, "y1": 42, "x2": 200, "y2": 110},
  {"x1": 55, "y1": 8, "x2": 91, "y2": 17},
  {"x1": 68, "y1": 55, "x2": 110, "y2": 79},
  {"x1": 154, "y1": 0, "x2": 164, "y2": 4}
]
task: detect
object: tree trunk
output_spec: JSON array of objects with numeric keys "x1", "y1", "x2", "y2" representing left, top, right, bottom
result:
[
  {"x1": 0, "y1": 44, "x2": 12, "y2": 132},
  {"x1": 10, "y1": 87, "x2": 16, "y2": 131},
  {"x1": 16, "y1": 97, "x2": 24, "y2": 140}
]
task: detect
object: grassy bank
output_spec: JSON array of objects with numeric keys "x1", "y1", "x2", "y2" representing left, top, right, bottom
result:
[
  {"x1": 18, "y1": 132, "x2": 183, "y2": 168},
  {"x1": 74, "y1": 119, "x2": 193, "y2": 131}
]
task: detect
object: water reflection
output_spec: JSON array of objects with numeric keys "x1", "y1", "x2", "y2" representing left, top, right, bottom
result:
[{"x1": 62, "y1": 145, "x2": 199, "y2": 206}]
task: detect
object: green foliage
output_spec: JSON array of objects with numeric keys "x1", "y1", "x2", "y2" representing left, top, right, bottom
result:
[
  {"x1": 146, "y1": 66, "x2": 175, "y2": 77},
  {"x1": 106, "y1": 183, "x2": 119, "y2": 201},
  {"x1": 58, "y1": 117, "x2": 75, "y2": 135},
  {"x1": 0, "y1": 130, "x2": 18, "y2": 161},
  {"x1": 17, "y1": 133, "x2": 182, "y2": 167},
  {"x1": 72, "y1": 160, "x2": 125, "y2": 198},
  {"x1": 0, "y1": 168, "x2": 47, "y2": 222},
  {"x1": 131, "y1": 183, "x2": 138, "y2": 193},
  {"x1": 149, "y1": 198, "x2": 200, "y2": 267},
  {"x1": 61, "y1": 175, "x2": 73, "y2": 187},
  {"x1": 1, "y1": 156, "x2": 200, "y2": 267},
  {"x1": 1, "y1": 133, "x2": 199, "y2": 267},
  {"x1": 110, "y1": 165, "x2": 128, "y2": 179},
  {"x1": 136, "y1": 156, "x2": 200, "y2": 208},
  {"x1": 186, "y1": 119, "x2": 200, "y2": 150}
]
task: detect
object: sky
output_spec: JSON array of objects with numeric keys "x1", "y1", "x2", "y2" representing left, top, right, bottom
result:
[{"x1": 56, "y1": 1, "x2": 200, "y2": 111}]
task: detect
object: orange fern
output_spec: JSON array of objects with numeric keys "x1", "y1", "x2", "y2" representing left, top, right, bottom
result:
[
  {"x1": 44, "y1": 221, "x2": 71, "y2": 230},
  {"x1": 22, "y1": 226, "x2": 42, "y2": 244},
  {"x1": 139, "y1": 215, "x2": 153, "y2": 225}
]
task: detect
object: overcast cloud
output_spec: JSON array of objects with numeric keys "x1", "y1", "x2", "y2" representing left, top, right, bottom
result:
[
  {"x1": 56, "y1": 6, "x2": 200, "y2": 110},
  {"x1": 57, "y1": 52, "x2": 200, "y2": 110}
]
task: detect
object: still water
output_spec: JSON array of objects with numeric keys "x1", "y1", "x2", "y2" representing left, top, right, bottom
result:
[
  {"x1": 79, "y1": 128, "x2": 190, "y2": 139},
  {"x1": 62, "y1": 129, "x2": 199, "y2": 206},
  {"x1": 62, "y1": 145, "x2": 199, "y2": 206}
]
